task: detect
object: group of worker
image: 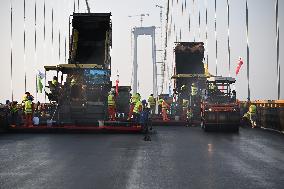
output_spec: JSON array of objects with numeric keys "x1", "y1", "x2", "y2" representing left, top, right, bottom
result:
[
  {"x1": 4, "y1": 92, "x2": 35, "y2": 127},
  {"x1": 107, "y1": 90, "x2": 173, "y2": 122},
  {"x1": 108, "y1": 83, "x2": 199, "y2": 123}
]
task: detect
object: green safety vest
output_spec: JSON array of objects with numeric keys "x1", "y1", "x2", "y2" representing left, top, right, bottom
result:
[
  {"x1": 108, "y1": 94, "x2": 115, "y2": 106},
  {"x1": 148, "y1": 96, "x2": 155, "y2": 106},
  {"x1": 158, "y1": 99, "x2": 163, "y2": 105},
  {"x1": 191, "y1": 86, "x2": 198, "y2": 96},
  {"x1": 24, "y1": 100, "x2": 33, "y2": 114},
  {"x1": 133, "y1": 101, "x2": 142, "y2": 114},
  {"x1": 162, "y1": 101, "x2": 169, "y2": 109},
  {"x1": 249, "y1": 105, "x2": 256, "y2": 114},
  {"x1": 52, "y1": 79, "x2": 58, "y2": 86},
  {"x1": 182, "y1": 99, "x2": 189, "y2": 108},
  {"x1": 10, "y1": 106, "x2": 18, "y2": 113}
]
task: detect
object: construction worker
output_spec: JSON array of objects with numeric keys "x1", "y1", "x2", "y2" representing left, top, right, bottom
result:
[
  {"x1": 24, "y1": 98, "x2": 33, "y2": 127},
  {"x1": 147, "y1": 94, "x2": 156, "y2": 115},
  {"x1": 162, "y1": 99, "x2": 170, "y2": 121},
  {"x1": 243, "y1": 103, "x2": 257, "y2": 128},
  {"x1": 190, "y1": 83, "x2": 198, "y2": 107},
  {"x1": 52, "y1": 76, "x2": 58, "y2": 87},
  {"x1": 170, "y1": 100, "x2": 177, "y2": 116},
  {"x1": 180, "y1": 85, "x2": 187, "y2": 99},
  {"x1": 187, "y1": 108, "x2": 193, "y2": 127},
  {"x1": 182, "y1": 99, "x2": 189, "y2": 120},
  {"x1": 128, "y1": 93, "x2": 137, "y2": 120},
  {"x1": 22, "y1": 92, "x2": 33, "y2": 103},
  {"x1": 133, "y1": 95, "x2": 142, "y2": 123},
  {"x1": 107, "y1": 91, "x2": 116, "y2": 121},
  {"x1": 158, "y1": 98, "x2": 163, "y2": 115},
  {"x1": 9, "y1": 101, "x2": 19, "y2": 127}
]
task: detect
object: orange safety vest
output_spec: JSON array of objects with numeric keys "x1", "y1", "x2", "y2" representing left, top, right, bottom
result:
[{"x1": 162, "y1": 101, "x2": 169, "y2": 110}]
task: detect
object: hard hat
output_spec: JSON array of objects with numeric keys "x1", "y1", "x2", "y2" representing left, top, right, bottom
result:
[{"x1": 191, "y1": 83, "x2": 195, "y2": 86}]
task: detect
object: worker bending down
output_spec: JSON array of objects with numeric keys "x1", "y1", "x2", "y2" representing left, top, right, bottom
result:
[
  {"x1": 107, "y1": 91, "x2": 116, "y2": 121},
  {"x1": 243, "y1": 103, "x2": 257, "y2": 128}
]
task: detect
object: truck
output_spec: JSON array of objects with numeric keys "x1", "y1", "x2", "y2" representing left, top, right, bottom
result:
[{"x1": 201, "y1": 76, "x2": 240, "y2": 132}]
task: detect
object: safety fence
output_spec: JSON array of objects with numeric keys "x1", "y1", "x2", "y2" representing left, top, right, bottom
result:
[{"x1": 240, "y1": 100, "x2": 284, "y2": 133}]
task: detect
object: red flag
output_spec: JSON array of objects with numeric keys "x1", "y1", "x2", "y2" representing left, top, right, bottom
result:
[
  {"x1": 115, "y1": 79, "x2": 119, "y2": 96},
  {"x1": 236, "y1": 57, "x2": 244, "y2": 75}
]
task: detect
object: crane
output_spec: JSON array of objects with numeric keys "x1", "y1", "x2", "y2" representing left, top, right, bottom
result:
[{"x1": 128, "y1": 14, "x2": 149, "y2": 27}]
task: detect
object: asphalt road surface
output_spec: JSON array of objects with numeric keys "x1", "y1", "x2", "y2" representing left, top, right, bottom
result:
[{"x1": 0, "y1": 126, "x2": 284, "y2": 189}]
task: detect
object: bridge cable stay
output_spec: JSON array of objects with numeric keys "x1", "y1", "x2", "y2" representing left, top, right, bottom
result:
[
  {"x1": 246, "y1": 0, "x2": 250, "y2": 101},
  {"x1": 227, "y1": 0, "x2": 231, "y2": 76},
  {"x1": 44, "y1": 0, "x2": 46, "y2": 102},
  {"x1": 59, "y1": 30, "x2": 61, "y2": 64},
  {"x1": 10, "y1": 0, "x2": 14, "y2": 101},
  {"x1": 84, "y1": 0, "x2": 91, "y2": 13},
  {"x1": 164, "y1": 0, "x2": 171, "y2": 95},
  {"x1": 198, "y1": 10, "x2": 201, "y2": 41},
  {"x1": 35, "y1": 0, "x2": 38, "y2": 102},
  {"x1": 205, "y1": 0, "x2": 208, "y2": 68},
  {"x1": 192, "y1": 0, "x2": 196, "y2": 42},
  {"x1": 78, "y1": 0, "x2": 80, "y2": 13},
  {"x1": 276, "y1": 0, "x2": 280, "y2": 99},
  {"x1": 24, "y1": 0, "x2": 27, "y2": 93},
  {"x1": 65, "y1": 37, "x2": 67, "y2": 63},
  {"x1": 214, "y1": 0, "x2": 218, "y2": 76}
]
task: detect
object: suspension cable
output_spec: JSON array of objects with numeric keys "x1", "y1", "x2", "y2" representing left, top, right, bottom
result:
[
  {"x1": 215, "y1": 0, "x2": 218, "y2": 76},
  {"x1": 24, "y1": 0, "x2": 27, "y2": 93},
  {"x1": 246, "y1": 0, "x2": 250, "y2": 100},
  {"x1": 227, "y1": 0, "x2": 231, "y2": 76},
  {"x1": 10, "y1": 0, "x2": 14, "y2": 101},
  {"x1": 276, "y1": 0, "x2": 280, "y2": 99}
]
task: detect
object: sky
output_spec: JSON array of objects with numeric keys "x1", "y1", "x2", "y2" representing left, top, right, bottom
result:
[{"x1": 0, "y1": 0, "x2": 283, "y2": 102}]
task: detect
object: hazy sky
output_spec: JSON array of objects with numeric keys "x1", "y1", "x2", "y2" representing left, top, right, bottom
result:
[{"x1": 0, "y1": 0, "x2": 283, "y2": 102}]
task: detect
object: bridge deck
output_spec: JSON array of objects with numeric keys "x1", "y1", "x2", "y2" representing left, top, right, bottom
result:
[{"x1": 0, "y1": 126, "x2": 283, "y2": 189}]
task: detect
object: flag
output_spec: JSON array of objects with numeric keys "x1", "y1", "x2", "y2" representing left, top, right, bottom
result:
[
  {"x1": 235, "y1": 57, "x2": 244, "y2": 75},
  {"x1": 115, "y1": 79, "x2": 119, "y2": 96},
  {"x1": 37, "y1": 70, "x2": 45, "y2": 93},
  {"x1": 115, "y1": 70, "x2": 119, "y2": 96}
]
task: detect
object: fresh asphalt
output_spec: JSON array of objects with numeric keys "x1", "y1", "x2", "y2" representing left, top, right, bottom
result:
[{"x1": 0, "y1": 126, "x2": 284, "y2": 189}]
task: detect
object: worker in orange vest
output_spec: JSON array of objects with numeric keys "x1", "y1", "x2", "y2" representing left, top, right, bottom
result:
[{"x1": 162, "y1": 99, "x2": 170, "y2": 121}]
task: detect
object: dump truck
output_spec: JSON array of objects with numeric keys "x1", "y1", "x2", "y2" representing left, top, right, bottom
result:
[
  {"x1": 201, "y1": 76, "x2": 240, "y2": 132},
  {"x1": 44, "y1": 13, "x2": 112, "y2": 125}
]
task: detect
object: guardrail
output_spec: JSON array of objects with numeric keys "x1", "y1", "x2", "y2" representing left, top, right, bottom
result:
[{"x1": 240, "y1": 100, "x2": 284, "y2": 133}]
